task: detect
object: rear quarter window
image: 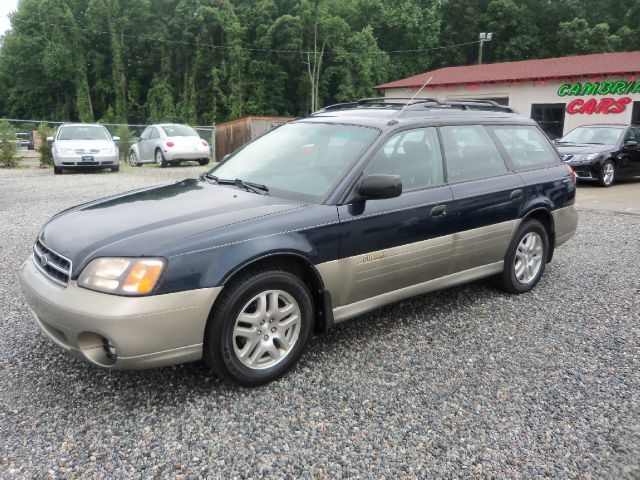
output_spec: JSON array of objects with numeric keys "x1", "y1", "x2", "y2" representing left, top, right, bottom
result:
[{"x1": 491, "y1": 125, "x2": 559, "y2": 169}]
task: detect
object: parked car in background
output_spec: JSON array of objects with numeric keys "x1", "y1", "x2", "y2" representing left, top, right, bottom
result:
[
  {"x1": 49, "y1": 124, "x2": 120, "y2": 175},
  {"x1": 15, "y1": 132, "x2": 34, "y2": 150},
  {"x1": 555, "y1": 124, "x2": 640, "y2": 187},
  {"x1": 128, "y1": 124, "x2": 211, "y2": 168},
  {"x1": 20, "y1": 98, "x2": 578, "y2": 386}
]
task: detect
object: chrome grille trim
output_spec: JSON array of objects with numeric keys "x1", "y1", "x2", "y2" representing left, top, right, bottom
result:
[{"x1": 32, "y1": 238, "x2": 72, "y2": 287}]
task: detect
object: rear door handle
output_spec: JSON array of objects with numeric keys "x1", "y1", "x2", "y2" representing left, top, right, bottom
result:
[
  {"x1": 510, "y1": 189, "x2": 523, "y2": 201},
  {"x1": 430, "y1": 205, "x2": 447, "y2": 217}
]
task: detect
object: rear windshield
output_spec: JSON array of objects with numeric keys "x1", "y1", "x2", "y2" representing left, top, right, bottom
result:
[
  {"x1": 161, "y1": 125, "x2": 198, "y2": 137},
  {"x1": 58, "y1": 126, "x2": 110, "y2": 141}
]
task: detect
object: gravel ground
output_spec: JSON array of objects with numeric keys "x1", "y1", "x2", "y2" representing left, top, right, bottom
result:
[{"x1": 1, "y1": 166, "x2": 639, "y2": 479}]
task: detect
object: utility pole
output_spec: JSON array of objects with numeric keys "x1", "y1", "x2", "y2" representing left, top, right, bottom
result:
[{"x1": 478, "y1": 32, "x2": 493, "y2": 65}]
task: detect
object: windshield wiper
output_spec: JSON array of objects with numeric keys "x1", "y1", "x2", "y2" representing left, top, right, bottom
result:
[{"x1": 206, "y1": 175, "x2": 269, "y2": 195}]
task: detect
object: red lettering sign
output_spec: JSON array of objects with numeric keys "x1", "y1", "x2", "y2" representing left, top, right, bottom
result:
[{"x1": 566, "y1": 97, "x2": 632, "y2": 115}]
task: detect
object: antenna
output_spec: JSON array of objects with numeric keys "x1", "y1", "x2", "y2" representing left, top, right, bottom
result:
[{"x1": 389, "y1": 76, "x2": 433, "y2": 125}]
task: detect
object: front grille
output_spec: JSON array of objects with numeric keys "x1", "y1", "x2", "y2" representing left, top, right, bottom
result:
[
  {"x1": 74, "y1": 149, "x2": 100, "y2": 155},
  {"x1": 33, "y1": 238, "x2": 72, "y2": 286},
  {"x1": 562, "y1": 154, "x2": 574, "y2": 162}
]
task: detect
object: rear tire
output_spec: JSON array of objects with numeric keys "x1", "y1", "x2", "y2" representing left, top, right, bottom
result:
[
  {"x1": 199, "y1": 158, "x2": 210, "y2": 166},
  {"x1": 498, "y1": 219, "x2": 549, "y2": 294},
  {"x1": 53, "y1": 166, "x2": 62, "y2": 175},
  {"x1": 203, "y1": 268, "x2": 314, "y2": 387},
  {"x1": 598, "y1": 160, "x2": 615, "y2": 187},
  {"x1": 155, "y1": 149, "x2": 167, "y2": 168}
]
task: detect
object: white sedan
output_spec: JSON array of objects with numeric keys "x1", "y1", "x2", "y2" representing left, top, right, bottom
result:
[{"x1": 128, "y1": 124, "x2": 211, "y2": 168}]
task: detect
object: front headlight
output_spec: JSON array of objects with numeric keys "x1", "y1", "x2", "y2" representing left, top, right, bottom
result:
[
  {"x1": 58, "y1": 147, "x2": 74, "y2": 155},
  {"x1": 572, "y1": 153, "x2": 601, "y2": 162},
  {"x1": 78, "y1": 258, "x2": 165, "y2": 295},
  {"x1": 101, "y1": 147, "x2": 115, "y2": 155}
]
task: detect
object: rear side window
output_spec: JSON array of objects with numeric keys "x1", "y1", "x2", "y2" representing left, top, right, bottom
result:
[
  {"x1": 440, "y1": 125, "x2": 507, "y2": 183},
  {"x1": 492, "y1": 126, "x2": 558, "y2": 169},
  {"x1": 365, "y1": 127, "x2": 444, "y2": 191}
]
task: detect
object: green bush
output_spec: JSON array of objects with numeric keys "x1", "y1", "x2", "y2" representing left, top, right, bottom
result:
[
  {"x1": 0, "y1": 120, "x2": 19, "y2": 168},
  {"x1": 37, "y1": 124, "x2": 54, "y2": 167},
  {"x1": 114, "y1": 124, "x2": 136, "y2": 162}
]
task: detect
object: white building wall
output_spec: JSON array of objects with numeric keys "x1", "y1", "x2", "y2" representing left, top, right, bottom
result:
[{"x1": 384, "y1": 75, "x2": 640, "y2": 135}]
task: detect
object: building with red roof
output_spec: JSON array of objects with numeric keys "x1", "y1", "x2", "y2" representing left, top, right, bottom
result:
[{"x1": 377, "y1": 51, "x2": 640, "y2": 137}]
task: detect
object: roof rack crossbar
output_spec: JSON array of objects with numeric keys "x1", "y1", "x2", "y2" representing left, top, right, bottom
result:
[{"x1": 315, "y1": 97, "x2": 517, "y2": 115}]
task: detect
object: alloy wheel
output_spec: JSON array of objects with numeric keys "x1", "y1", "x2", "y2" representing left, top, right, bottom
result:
[
  {"x1": 602, "y1": 162, "x2": 615, "y2": 186},
  {"x1": 514, "y1": 231, "x2": 543, "y2": 284},
  {"x1": 232, "y1": 290, "x2": 301, "y2": 370}
]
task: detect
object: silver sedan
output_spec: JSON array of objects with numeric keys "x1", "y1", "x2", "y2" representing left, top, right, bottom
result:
[{"x1": 128, "y1": 124, "x2": 211, "y2": 168}]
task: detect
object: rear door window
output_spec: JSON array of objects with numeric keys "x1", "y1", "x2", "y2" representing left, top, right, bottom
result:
[
  {"x1": 491, "y1": 125, "x2": 559, "y2": 169},
  {"x1": 440, "y1": 125, "x2": 507, "y2": 183}
]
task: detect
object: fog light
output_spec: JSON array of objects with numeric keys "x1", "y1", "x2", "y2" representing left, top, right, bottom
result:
[{"x1": 103, "y1": 338, "x2": 117, "y2": 361}]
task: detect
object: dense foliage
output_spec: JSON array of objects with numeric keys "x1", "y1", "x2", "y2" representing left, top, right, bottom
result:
[
  {"x1": 0, "y1": 119, "x2": 18, "y2": 167},
  {"x1": 1, "y1": 0, "x2": 639, "y2": 125}
]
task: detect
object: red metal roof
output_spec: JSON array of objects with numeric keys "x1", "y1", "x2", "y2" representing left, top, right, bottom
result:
[{"x1": 377, "y1": 51, "x2": 640, "y2": 89}]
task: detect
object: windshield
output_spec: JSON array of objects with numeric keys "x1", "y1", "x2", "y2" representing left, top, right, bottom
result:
[
  {"x1": 161, "y1": 125, "x2": 198, "y2": 137},
  {"x1": 559, "y1": 126, "x2": 624, "y2": 145},
  {"x1": 208, "y1": 122, "x2": 379, "y2": 202},
  {"x1": 58, "y1": 126, "x2": 111, "y2": 141}
]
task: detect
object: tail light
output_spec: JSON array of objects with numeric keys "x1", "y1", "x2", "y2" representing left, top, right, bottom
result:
[
  {"x1": 566, "y1": 164, "x2": 577, "y2": 185},
  {"x1": 166, "y1": 141, "x2": 175, "y2": 147},
  {"x1": 202, "y1": 140, "x2": 209, "y2": 147}
]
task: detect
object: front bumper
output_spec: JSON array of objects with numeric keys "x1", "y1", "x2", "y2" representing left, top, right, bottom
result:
[
  {"x1": 54, "y1": 154, "x2": 119, "y2": 168},
  {"x1": 18, "y1": 256, "x2": 221, "y2": 369}
]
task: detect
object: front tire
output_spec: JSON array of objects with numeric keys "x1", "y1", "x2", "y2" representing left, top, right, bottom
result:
[
  {"x1": 129, "y1": 151, "x2": 141, "y2": 167},
  {"x1": 155, "y1": 149, "x2": 167, "y2": 168},
  {"x1": 598, "y1": 160, "x2": 615, "y2": 187},
  {"x1": 203, "y1": 268, "x2": 314, "y2": 387},
  {"x1": 199, "y1": 158, "x2": 210, "y2": 166},
  {"x1": 498, "y1": 219, "x2": 549, "y2": 294},
  {"x1": 111, "y1": 165, "x2": 120, "y2": 173},
  {"x1": 53, "y1": 166, "x2": 62, "y2": 175}
]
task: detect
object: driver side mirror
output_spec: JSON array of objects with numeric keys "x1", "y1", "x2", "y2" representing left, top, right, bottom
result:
[
  {"x1": 112, "y1": 136, "x2": 121, "y2": 141},
  {"x1": 624, "y1": 140, "x2": 638, "y2": 147},
  {"x1": 46, "y1": 136, "x2": 54, "y2": 142},
  {"x1": 358, "y1": 174, "x2": 402, "y2": 200}
]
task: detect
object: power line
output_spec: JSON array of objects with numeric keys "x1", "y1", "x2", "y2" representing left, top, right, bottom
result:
[
  {"x1": 1, "y1": 118, "x2": 214, "y2": 129},
  {"x1": 1, "y1": 14, "x2": 483, "y2": 56}
]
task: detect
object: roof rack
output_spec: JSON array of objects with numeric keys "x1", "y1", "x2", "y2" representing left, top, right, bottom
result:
[{"x1": 317, "y1": 97, "x2": 516, "y2": 114}]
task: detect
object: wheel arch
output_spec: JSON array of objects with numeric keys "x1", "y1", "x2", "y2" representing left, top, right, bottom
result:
[
  {"x1": 521, "y1": 207, "x2": 555, "y2": 262},
  {"x1": 214, "y1": 251, "x2": 333, "y2": 334}
]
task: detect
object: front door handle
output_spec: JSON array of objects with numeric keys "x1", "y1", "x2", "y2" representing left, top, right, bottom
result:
[
  {"x1": 430, "y1": 205, "x2": 447, "y2": 217},
  {"x1": 510, "y1": 189, "x2": 523, "y2": 201}
]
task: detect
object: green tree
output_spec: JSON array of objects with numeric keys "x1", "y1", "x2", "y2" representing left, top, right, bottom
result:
[{"x1": 0, "y1": 120, "x2": 19, "y2": 168}]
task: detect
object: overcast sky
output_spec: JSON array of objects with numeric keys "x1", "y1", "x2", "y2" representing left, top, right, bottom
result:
[{"x1": 0, "y1": 0, "x2": 19, "y2": 35}]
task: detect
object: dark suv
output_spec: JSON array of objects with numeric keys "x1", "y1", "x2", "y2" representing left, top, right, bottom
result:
[
  {"x1": 19, "y1": 99, "x2": 578, "y2": 386},
  {"x1": 555, "y1": 124, "x2": 640, "y2": 187}
]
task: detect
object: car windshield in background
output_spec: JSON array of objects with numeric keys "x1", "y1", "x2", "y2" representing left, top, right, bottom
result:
[
  {"x1": 559, "y1": 126, "x2": 624, "y2": 145},
  {"x1": 208, "y1": 122, "x2": 379, "y2": 203},
  {"x1": 161, "y1": 125, "x2": 198, "y2": 137},
  {"x1": 58, "y1": 126, "x2": 110, "y2": 141}
]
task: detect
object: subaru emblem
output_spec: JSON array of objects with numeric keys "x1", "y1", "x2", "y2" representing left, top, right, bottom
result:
[{"x1": 40, "y1": 254, "x2": 49, "y2": 268}]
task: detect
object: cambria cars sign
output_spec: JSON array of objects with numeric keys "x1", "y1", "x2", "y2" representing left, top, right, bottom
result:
[{"x1": 557, "y1": 80, "x2": 638, "y2": 115}]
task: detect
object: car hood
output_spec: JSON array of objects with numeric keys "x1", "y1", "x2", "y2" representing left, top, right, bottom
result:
[
  {"x1": 39, "y1": 178, "x2": 305, "y2": 274},
  {"x1": 555, "y1": 143, "x2": 613, "y2": 155},
  {"x1": 54, "y1": 139, "x2": 115, "y2": 150}
]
